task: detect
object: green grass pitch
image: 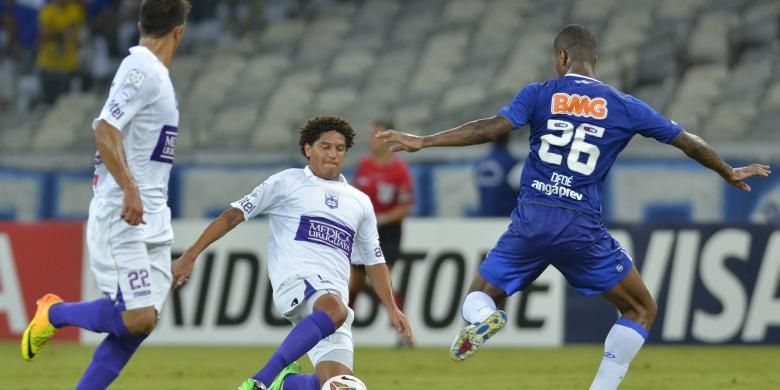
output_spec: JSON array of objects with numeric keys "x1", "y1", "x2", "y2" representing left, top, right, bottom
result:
[{"x1": 2, "y1": 342, "x2": 778, "y2": 389}]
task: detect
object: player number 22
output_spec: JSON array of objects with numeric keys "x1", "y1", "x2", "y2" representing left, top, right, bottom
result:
[{"x1": 538, "y1": 119, "x2": 605, "y2": 175}]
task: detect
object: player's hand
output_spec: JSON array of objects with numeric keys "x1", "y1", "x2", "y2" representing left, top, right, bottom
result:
[
  {"x1": 376, "y1": 130, "x2": 424, "y2": 153},
  {"x1": 723, "y1": 164, "x2": 771, "y2": 192},
  {"x1": 121, "y1": 185, "x2": 145, "y2": 225},
  {"x1": 389, "y1": 307, "x2": 414, "y2": 345},
  {"x1": 171, "y1": 254, "x2": 196, "y2": 289}
]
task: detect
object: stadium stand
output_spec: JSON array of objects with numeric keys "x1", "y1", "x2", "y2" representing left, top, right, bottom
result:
[{"x1": 1, "y1": 0, "x2": 778, "y2": 221}]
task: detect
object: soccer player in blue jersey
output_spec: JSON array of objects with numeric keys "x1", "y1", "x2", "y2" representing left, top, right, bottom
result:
[{"x1": 378, "y1": 24, "x2": 771, "y2": 389}]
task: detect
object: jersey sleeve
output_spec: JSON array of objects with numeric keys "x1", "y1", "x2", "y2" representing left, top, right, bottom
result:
[
  {"x1": 627, "y1": 96, "x2": 684, "y2": 144},
  {"x1": 229, "y1": 172, "x2": 288, "y2": 220},
  {"x1": 497, "y1": 82, "x2": 541, "y2": 128},
  {"x1": 352, "y1": 197, "x2": 386, "y2": 266},
  {"x1": 92, "y1": 63, "x2": 159, "y2": 132}
]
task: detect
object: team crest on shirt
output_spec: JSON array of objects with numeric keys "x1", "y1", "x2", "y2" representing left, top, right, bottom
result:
[{"x1": 325, "y1": 193, "x2": 339, "y2": 209}]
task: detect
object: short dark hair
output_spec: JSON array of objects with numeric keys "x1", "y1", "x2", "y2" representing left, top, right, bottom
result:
[
  {"x1": 553, "y1": 24, "x2": 597, "y2": 63},
  {"x1": 139, "y1": 0, "x2": 191, "y2": 38},
  {"x1": 372, "y1": 119, "x2": 394, "y2": 131},
  {"x1": 298, "y1": 115, "x2": 356, "y2": 158}
]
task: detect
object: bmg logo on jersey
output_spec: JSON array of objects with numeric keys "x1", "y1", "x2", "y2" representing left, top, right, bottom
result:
[
  {"x1": 295, "y1": 215, "x2": 354, "y2": 259},
  {"x1": 150, "y1": 125, "x2": 178, "y2": 164},
  {"x1": 551, "y1": 93, "x2": 607, "y2": 120}
]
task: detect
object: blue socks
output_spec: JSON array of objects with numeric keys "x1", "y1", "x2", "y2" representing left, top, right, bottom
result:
[
  {"x1": 253, "y1": 311, "x2": 336, "y2": 386},
  {"x1": 49, "y1": 298, "x2": 130, "y2": 337},
  {"x1": 283, "y1": 374, "x2": 319, "y2": 390},
  {"x1": 75, "y1": 333, "x2": 147, "y2": 390}
]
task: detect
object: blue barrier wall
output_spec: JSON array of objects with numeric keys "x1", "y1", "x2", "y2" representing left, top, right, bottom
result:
[{"x1": 2, "y1": 160, "x2": 779, "y2": 223}]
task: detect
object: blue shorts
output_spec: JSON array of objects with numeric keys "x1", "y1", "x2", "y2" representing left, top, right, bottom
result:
[{"x1": 480, "y1": 202, "x2": 633, "y2": 296}]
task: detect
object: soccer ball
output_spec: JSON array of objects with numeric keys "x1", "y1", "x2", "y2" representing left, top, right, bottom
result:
[{"x1": 321, "y1": 375, "x2": 367, "y2": 390}]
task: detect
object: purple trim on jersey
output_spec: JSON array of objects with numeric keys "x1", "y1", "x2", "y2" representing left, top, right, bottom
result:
[
  {"x1": 294, "y1": 215, "x2": 355, "y2": 260},
  {"x1": 150, "y1": 125, "x2": 177, "y2": 164},
  {"x1": 303, "y1": 280, "x2": 317, "y2": 299}
]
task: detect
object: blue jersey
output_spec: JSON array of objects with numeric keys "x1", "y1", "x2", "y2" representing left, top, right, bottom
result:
[
  {"x1": 474, "y1": 146, "x2": 519, "y2": 217},
  {"x1": 498, "y1": 73, "x2": 683, "y2": 215}
]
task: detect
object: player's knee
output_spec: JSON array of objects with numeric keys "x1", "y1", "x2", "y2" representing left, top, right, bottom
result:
[
  {"x1": 325, "y1": 303, "x2": 348, "y2": 328},
  {"x1": 626, "y1": 298, "x2": 658, "y2": 330},
  {"x1": 123, "y1": 308, "x2": 157, "y2": 335}
]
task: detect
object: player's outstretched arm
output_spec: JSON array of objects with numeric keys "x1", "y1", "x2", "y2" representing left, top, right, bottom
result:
[
  {"x1": 365, "y1": 263, "x2": 414, "y2": 343},
  {"x1": 94, "y1": 120, "x2": 144, "y2": 225},
  {"x1": 376, "y1": 115, "x2": 514, "y2": 153},
  {"x1": 171, "y1": 208, "x2": 245, "y2": 288},
  {"x1": 671, "y1": 130, "x2": 772, "y2": 191}
]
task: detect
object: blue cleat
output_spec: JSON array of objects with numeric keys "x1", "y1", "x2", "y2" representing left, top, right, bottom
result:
[{"x1": 449, "y1": 310, "x2": 507, "y2": 362}]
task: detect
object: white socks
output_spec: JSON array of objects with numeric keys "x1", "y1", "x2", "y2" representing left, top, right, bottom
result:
[
  {"x1": 461, "y1": 291, "x2": 496, "y2": 324},
  {"x1": 590, "y1": 318, "x2": 648, "y2": 390}
]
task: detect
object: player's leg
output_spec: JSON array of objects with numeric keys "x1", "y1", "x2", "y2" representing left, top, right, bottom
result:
[
  {"x1": 590, "y1": 267, "x2": 656, "y2": 390},
  {"x1": 76, "y1": 236, "x2": 173, "y2": 389},
  {"x1": 20, "y1": 201, "x2": 151, "y2": 361},
  {"x1": 282, "y1": 310, "x2": 356, "y2": 390},
  {"x1": 451, "y1": 205, "x2": 551, "y2": 361},
  {"x1": 244, "y1": 284, "x2": 346, "y2": 389},
  {"x1": 550, "y1": 211, "x2": 655, "y2": 390}
]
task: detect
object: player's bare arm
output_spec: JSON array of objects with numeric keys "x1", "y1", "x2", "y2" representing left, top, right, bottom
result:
[
  {"x1": 172, "y1": 207, "x2": 245, "y2": 287},
  {"x1": 93, "y1": 119, "x2": 144, "y2": 225},
  {"x1": 377, "y1": 115, "x2": 514, "y2": 152},
  {"x1": 670, "y1": 130, "x2": 772, "y2": 191},
  {"x1": 365, "y1": 263, "x2": 414, "y2": 343}
]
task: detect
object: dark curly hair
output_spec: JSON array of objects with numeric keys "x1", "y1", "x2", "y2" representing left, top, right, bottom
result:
[{"x1": 298, "y1": 115, "x2": 356, "y2": 159}]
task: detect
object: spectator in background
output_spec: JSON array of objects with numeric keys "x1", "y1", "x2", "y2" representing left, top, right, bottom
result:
[
  {"x1": 37, "y1": 0, "x2": 84, "y2": 104},
  {"x1": 350, "y1": 119, "x2": 414, "y2": 343},
  {"x1": 1, "y1": 0, "x2": 40, "y2": 111},
  {"x1": 84, "y1": 0, "x2": 119, "y2": 86},
  {"x1": 474, "y1": 132, "x2": 521, "y2": 216},
  {"x1": 0, "y1": 0, "x2": 17, "y2": 110}
]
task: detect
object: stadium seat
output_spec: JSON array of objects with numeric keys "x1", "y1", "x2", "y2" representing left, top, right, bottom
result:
[
  {"x1": 313, "y1": 87, "x2": 358, "y2": 114},
  {"x1": 442, "y1": 0, "x2": 486, "y2": 24},
  {"x1": 32, "y1": 93, "x2": 99, "y2": 151},
  {"x1": 572, "y1": 0, "x2": 617, "y2": 24},
  {"x1": 732, "y1": 1, "x2": 779, "y2": 49},
  {"x1": 440, "y1": 83, "x2": 487, "y2": 113},
  {"x1": 259, "y1": 19, "x2": 306, "y2": 48},
  {"x1": 392, "y1": 103, "x2": 433, "y2": 132},
  {"x1": 658, "y1": 0, "x2": 706, "y2": 22},
  {"x1": 686, "y1": 12, "x2": 735, "y2": 65},
  {"x1": 177, "y1": 167, "x2": 283, "y2": 218},
  {"x1": 702, "y1": 103, "x2": 756, "y2": 141},
  {"x1": 634, "y1": 34, "x2": 678, "y2": 88},
  {"x1": 208, "y1": 106, "x2": 259, "y2": 147},
  {"x1": 330, "y1": 50, "x2": 375, "y2": 80}
]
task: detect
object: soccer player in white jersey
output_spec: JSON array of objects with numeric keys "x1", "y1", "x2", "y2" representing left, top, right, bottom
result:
[
  {"x1": 20, "y1": 1, "x2": 189, "y2": 388},
  {"x1": 172, "y1": 115, "x2": 413, "y2": 390}
]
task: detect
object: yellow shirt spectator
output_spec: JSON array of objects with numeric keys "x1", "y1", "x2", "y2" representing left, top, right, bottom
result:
[{"x1": 36, "y1": 1, "x2": 85, "y2": 73}]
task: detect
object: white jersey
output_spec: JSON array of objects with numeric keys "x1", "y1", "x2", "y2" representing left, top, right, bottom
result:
[
  {"x1": 231, "y1": 166, "x2": 385, "y2": 300},
  {"x1": 91, "y1": 46, "x2": 179, "y2": 212}
]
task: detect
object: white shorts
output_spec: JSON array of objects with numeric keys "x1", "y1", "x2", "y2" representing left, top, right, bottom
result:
[
  {"x1": 87, "y1": 197, "x2": 173, "y2": 312},
  {"x1": 273, "y1": 274, "x2": 355, "y2": 370}
]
